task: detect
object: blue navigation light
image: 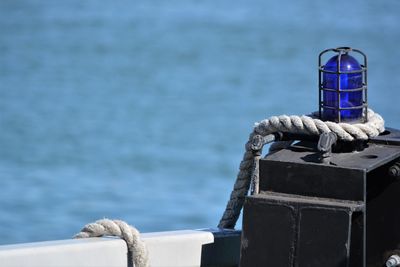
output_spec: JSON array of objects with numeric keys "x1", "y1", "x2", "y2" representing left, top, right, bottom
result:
[
  {"x1": 323, "y1": 54, "x2": 362, "y2": 121},
  {"x1": 318, "y1": 47, "x2": 368, "y2": 123}
]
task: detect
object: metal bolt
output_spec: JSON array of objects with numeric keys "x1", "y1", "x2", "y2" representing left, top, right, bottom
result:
[
  {"x1": 386, "y1": 255, "x2": 400, "y2": 267},
  {"x1": 389, "y1": 163, "x2": 400, "y2": 178}
]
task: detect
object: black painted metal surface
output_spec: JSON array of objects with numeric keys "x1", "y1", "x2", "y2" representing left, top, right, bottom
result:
[
  {"x1": 240, "y1": 127, "x2": 400, "y2": 267},
  {"x1": 201, "y1": 229, "x2": 241, "y2": 267},
  {"x1": 240, "y1": 193, "x2": 363, "y2": 267}
]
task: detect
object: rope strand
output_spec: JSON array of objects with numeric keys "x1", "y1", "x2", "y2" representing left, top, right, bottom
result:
[
  {"x1": 75, "y1": 219, "x2": 149, "y2": 267},
  {"x1": 218, "y1": 109, "x2": 385, "y2": 229}
]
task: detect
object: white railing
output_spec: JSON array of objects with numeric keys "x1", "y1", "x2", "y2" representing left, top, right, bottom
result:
[{"x1": 0, "y1": 230, "x2": 214, "y2": 267}]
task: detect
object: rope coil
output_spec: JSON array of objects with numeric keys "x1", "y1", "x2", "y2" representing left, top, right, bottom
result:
[{"x1": 218, "y1": 109, "x2": 385, "y2": 229}]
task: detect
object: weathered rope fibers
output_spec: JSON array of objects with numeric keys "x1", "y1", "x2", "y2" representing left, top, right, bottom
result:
[
  {"x1": 75, "y1": 219, "x2": 149, "y2": 267},
  {"x1": 218, "y1": 109, "x2": 385, "y2": 229}
]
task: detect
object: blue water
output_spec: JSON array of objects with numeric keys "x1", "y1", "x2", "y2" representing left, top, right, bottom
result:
[{"x1": 1, "y1": 0, "x2": 400, "y2": 245}]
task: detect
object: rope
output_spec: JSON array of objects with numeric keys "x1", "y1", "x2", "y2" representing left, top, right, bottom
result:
[
  {"x1": 74, "y1": 219, "x2": 149, "y2": 267},
  {"x1": 218, "y1": 109, "x2": 385, "y2": 229}
]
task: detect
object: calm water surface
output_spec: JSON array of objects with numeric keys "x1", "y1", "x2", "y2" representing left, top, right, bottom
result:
[{"x1": 1, "y1": 0, "x2": 400, "y2": 244}]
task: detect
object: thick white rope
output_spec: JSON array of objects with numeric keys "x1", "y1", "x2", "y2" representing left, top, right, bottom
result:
[
  {"x1": 75, "y1": 219, "x2": 149, "y2": 267},
  {"x1": 218, "y1": 109, "x2": 385, "y2": 229}
]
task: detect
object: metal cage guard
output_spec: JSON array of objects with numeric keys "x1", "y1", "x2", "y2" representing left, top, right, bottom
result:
[{"x1": 318, "y1": 47, "x2": 368, "y2": 123}]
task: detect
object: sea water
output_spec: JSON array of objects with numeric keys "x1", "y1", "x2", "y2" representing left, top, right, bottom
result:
[{"x1": 1, "y1": 0, "x2": 400, "y2": 245}]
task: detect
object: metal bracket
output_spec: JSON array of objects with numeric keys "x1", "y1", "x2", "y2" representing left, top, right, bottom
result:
[{"x1": 317, "y1": 132, "x2": 337, "y2": 163}]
